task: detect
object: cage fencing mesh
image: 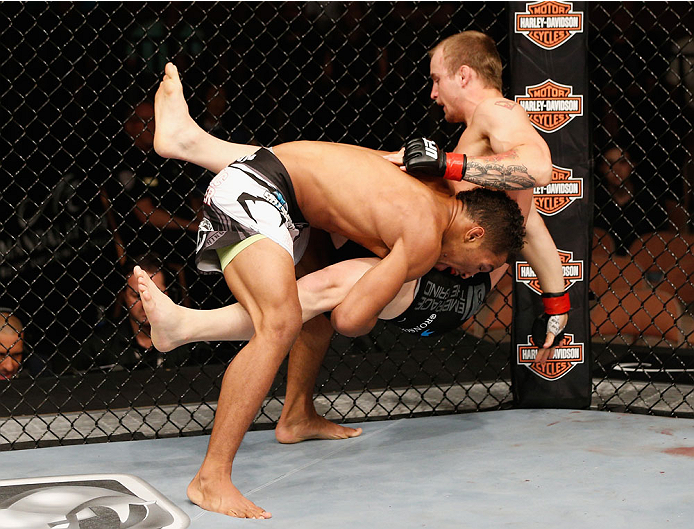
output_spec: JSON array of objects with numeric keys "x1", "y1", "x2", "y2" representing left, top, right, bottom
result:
[
  {"x1": 589, "y1": 2, "x2": 694, "y2": 415},
  {"x1": 0, "y1": 2, "x2": 692, "y2": 449}
]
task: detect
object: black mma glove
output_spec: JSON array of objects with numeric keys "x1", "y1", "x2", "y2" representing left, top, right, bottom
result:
[
  {"x1": 403, "y1": 137, "x2": 468, "y2": 181},
  {"x1": 531, "y1": 292, "x2": 570, "y2": 348}
]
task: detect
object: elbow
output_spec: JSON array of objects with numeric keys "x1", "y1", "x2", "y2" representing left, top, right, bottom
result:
[
  {"x1": 330, "y1": 306, "x2": 375, "y2": 338},
  {"x1": 533, "y1": 154, "x2": 553, "y2": 188},
  {"x1": 518, "y1": 142, "x2": 552, "y2": 188},
  {"x1": 535, "y1": 161, "x2": 552, "y2": 187}
]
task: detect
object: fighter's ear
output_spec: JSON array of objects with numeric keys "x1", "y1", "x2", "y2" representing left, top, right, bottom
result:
[
  {"x1": 465, "y1": 226, "x2": 485, "y2": 242},
  {"x1": 459, "y1": 65, "x2": 473, "y2": 87}
]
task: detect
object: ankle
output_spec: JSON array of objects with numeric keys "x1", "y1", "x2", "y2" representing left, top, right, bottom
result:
[
  {"x1": 279, "y1": 406, "x2": 319, "y2": 426},
  {"x1": 197, "y1": 460, "x2": 232, "y2": 483}
]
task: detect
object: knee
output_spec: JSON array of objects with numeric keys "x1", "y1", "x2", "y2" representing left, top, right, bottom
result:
[{"x1": 255, "y1": 304, "x2": 303, "y2": 347}]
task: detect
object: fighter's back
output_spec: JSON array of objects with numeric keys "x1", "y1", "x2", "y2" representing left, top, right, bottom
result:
[{"x1": 273, "y1": 141, "x2": 446, "y2": 259}]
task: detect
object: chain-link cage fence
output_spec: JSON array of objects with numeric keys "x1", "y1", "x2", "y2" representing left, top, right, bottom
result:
[
  {"x1": 589, "y1": 2, "x2": 694, "y2": 416},
  {"x1": 0, "y1": 2, "x2": 692, "y2": 450}
]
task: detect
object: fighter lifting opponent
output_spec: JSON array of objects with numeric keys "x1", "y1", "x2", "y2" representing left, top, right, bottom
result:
[
  {"x1": 143, "y1": 62, "x2": 525, "y2": 518},
  {"x1": 385, "y1": 31, "x2": 570, "y2": 357}
]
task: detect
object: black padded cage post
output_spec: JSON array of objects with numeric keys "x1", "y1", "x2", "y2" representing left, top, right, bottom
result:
[{"x1": 508, "y1": 1, "x2": 593, "y2": 407}]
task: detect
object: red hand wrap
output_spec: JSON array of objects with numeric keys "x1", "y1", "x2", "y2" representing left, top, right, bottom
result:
[
  {"x1": 542, "y1": 292, "x2": 570, "y2": 315},
  {"x1": 443, "y1": 153, "x2": 467, "y2": 181}
]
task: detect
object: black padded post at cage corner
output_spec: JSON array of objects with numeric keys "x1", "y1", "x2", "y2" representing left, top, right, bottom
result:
[{"x1": 508, "y1": 1, "x2": 592, "y2": 408}]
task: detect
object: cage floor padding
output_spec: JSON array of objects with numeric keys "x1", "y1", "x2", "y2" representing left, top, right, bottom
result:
[{"x1": 2, "y1": 409, "x2": 694, "y2": 528}]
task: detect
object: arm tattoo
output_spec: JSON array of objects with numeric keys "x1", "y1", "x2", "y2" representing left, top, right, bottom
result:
[{"x1": 464, "y1": 160, "x2": 536, "y2": 190}]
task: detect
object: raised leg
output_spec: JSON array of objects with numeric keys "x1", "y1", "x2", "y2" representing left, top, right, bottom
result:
[
  {"x1": 135, "y1": 257, "x2": 386, "y2": 350},
  {"x1": 136, "y1": 257, "x2": 417, "y2": 349},
  {"x1": 154, "y1": 62, "x2": 260, "y2": 173},
  {"x1": 136, "y1": 256, "x2": 418, "y2": 352}
]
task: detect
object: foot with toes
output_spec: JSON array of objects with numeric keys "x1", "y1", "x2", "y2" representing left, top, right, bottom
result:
[
  {"x1": 153, "y1": 62, "x2": 202, "y2": 161},
  {"x1": 134, "y1": 265, "x2": 189, "y2": 352}
]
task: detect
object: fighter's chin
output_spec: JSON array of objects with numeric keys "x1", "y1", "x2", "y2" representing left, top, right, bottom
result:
[
  {"x1": 441, "y1": 108, "x2": 464, "y2": 124},
  {"x1": 439, "y1": 105, "x2": 452, "y2": 120},
  {"x1": 443, "y1": 112, "x2": 462, "y2": 124}
]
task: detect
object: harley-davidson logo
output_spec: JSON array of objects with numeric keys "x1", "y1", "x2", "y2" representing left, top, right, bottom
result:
[
  {"x1": 517, "y1": 333, "x2": 584, "y2": 380},
  {"x1": 516, "y1": 249, "x2": 583, "y2": 295},
  {"x1": 534, "y1": 165, "x2": 583, "y2": 216},
  {"x1": 516, "y1": 79, "x2": 583, "y2": 133},
  {"x1": 515, "y1": 1, "x2": 584, "y2": 50}
]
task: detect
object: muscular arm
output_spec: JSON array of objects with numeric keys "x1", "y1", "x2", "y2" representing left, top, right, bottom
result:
[
  {"x1": 458, "y1": 100, "x2": 552, "y2": 190},
  {"x1": 521, "y1": 201, "x2": 569, "y2": 360},
  {"x1": 521, "y1": 202, "x2": 565, "y2": 293},
  {"x1": 330, "y1": 239, "x2": 428, "y2": 337}
]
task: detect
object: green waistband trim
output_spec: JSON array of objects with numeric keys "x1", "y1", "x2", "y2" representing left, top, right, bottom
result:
[{"x1": 216, "y1": 234, "x2": 267, "y2": 271}]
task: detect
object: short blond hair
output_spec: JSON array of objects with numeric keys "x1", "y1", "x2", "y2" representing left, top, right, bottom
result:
[{"x1": 430, "y1": 31, "x2": 503, "y2": 92}]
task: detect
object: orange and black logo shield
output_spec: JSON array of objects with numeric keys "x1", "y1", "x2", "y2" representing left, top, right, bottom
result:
[
  {"x1": 516, "y1": 79, "x2": 583, "y2": 133},
  {"x1": 515, "y1": 1, "x2": 584, "y2": 50},
  {"x1": 534, "y1": 165, "x2": 583, "y2": 216},
  {"x1": 518, "y1": 334, "x2": 584, "y2": 381},
  {"x1": 516, "y1": 249, "x2": 584, "y2": 295}
]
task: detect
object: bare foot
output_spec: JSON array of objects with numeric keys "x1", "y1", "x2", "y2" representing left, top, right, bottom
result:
[
  {"x1": 153, "y1": 62, "x2": 204, "y2": 161},
  {"x1": 187, "y1": 472, "x2": 271, "y2": 519},
  {"x1": 275, "y1": 413, "x2": 362, "y2": 444},
  {"x1": 134, "y1": 265, "x2": 189, "y2": 352}
]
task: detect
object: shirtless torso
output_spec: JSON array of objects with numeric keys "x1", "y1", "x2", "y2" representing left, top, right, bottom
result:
[
  {"x1": 448, "y1": 97, "x2": 551, "y2": 219},
  {"x1": 272, "y1": 141, "x2": 511, "y2": 335},
  {"x1": 275, "y1": 141, "x2": 447, "y2": 269}
]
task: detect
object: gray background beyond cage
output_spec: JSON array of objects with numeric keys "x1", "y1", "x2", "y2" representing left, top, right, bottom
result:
[{"x1": 1, "y1": 2, "x2": 693, "y2": 449}]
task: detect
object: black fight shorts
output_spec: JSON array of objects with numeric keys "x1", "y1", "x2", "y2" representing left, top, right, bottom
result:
[{"x1": 388, "y1": 269, "x2": 491, "y2": 337}]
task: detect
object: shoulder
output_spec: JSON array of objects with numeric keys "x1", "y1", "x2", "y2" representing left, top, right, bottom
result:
[
  {"x1": 399, "y1": 220, "x2": 442, "y2": 277},
  {"x1": 474, "y1": 97, "x2": 529, "y2": 127},
  {"x1": 474, "y1": 97, "x2": 547, "y2": 153}
]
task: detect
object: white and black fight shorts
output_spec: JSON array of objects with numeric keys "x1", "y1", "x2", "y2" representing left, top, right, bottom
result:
[{"x1": 196, "y1": 148, "x2": 311, "y2": 273}]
